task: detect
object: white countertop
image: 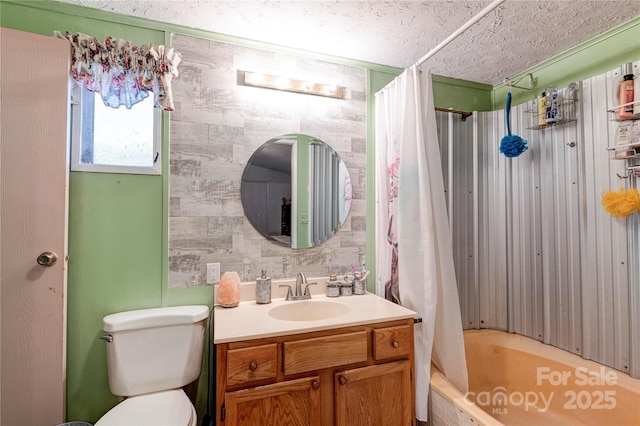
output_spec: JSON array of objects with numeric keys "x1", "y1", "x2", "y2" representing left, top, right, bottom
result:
[{"x1": 213, "y1": 292, "x2": 417, "y2": 344}]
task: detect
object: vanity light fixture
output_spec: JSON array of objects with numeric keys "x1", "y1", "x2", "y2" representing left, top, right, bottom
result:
[{"x1": 241, "y1": 71, "x2": 344, "y2": 99}]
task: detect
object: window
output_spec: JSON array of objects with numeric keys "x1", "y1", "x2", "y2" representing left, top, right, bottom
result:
[{"x1": 70, "y1": 84, "x2": 162, "y2": 174}]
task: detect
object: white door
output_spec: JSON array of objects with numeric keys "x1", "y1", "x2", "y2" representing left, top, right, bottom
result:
[{"x1": 1, "y1": 28, "x2": 70, "y2": 425}]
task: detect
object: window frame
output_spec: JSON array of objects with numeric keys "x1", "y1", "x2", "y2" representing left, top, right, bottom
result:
[{"x1": 69, "y1": 83, "x2": 162, "y2": 175}]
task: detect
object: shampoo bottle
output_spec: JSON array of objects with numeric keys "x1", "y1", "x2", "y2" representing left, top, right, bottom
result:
[
  {"x1": 565, "y1": 83, "x2": 578, "y2": 120},
  {"x1": 555, "y1": 89, "x2": 564, "y2": 121},
  {"x1": 538, "y1": 92, "x2": 547, "y2": 126},
  {"x1": 618, "y1": 63, "x2": 634, "y2": 119},
  {"x1": 546, "y1": 87, "x2": 558, "y2": 124}
]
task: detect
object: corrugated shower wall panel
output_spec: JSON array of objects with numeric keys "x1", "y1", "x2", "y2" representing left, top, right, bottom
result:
[
  {"x1": 442, "y1": 63, "x2": 639, "y2": 377},
  {"x1": 436, "y1": 111, "x2": 475, "y2": 329},
  {"x1": 580, "y1": 65, "x2": 636, "y2": 376}
]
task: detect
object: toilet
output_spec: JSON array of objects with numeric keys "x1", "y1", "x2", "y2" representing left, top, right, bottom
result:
[{"x1": 95, "y1": 305, "x2": 210, "y2": 426}]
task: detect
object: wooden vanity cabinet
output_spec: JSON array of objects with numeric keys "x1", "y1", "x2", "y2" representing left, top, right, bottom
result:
[{"x1": 216, "y1": 318, "x2": 415, "y2": 426}]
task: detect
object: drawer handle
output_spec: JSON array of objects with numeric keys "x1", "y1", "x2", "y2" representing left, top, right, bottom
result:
[
  {"x1": 312, "y1": 380, "x2": 320, "y2": 390},
  {"x1": 392, "y1": 340, "x2": 400, "y2": 348},
  {"x1": 339, "y1": 376, "x2": 347, "y2": 385},
  {"x1": 248, "y1": 361, "x2": 258, "y2": 371}
]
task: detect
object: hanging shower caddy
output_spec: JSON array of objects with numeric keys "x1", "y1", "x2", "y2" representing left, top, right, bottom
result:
[
  {"x1": 525, "y1": 83, "x2": 579, "y2": 130},
  {"x1": 606, "y1": 100, "x2": 640, "y2": 160}
]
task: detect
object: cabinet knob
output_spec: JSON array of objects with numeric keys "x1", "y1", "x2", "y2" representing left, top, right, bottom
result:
[
  {"x1": 249, "y1": 361, "x2": 258, "y2": 371},
  {"x1": 339, "y1": 376, "x2": 347, "y2": 385},
  {"x1": 392, "y1": 340, "x2": 400, "y2": 348},
  {"x1": 311, "y1": 381, "x2": 320, "y2": 390}
]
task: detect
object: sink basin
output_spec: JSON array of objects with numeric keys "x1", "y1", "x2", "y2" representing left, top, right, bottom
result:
[{"x1": 268, "y1": 300, "x2": 350, "y2": 321}]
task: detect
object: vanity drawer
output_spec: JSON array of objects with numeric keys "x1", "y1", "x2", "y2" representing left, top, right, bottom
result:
[
  {"x1": 227, "y1": 343, "x2": 278, "y2": 386},
  {"x1": 283, "y1": 331, "x2": 368, "y2": 375},
  {"x1": 372, "y1": 324, "x2": 412, "y2": 361}
]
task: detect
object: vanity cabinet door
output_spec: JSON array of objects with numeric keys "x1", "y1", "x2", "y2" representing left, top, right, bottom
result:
[
  {"x1": 224, "y1": 376, "x2": 321, "y2": 426},
  {"x1": 334, "y1": 360, "x2": 412, "y2": 426}
]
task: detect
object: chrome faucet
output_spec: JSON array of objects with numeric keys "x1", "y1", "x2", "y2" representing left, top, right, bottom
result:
[
  {"x1": 295, "y1": 272, "x2": 307, "y2": 298},
  {"x1": 279, "y1": 272, "x2": 316, "y2": 301}
]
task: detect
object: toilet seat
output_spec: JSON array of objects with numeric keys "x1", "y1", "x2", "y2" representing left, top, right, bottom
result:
[{"x1": 95, "y1": 389, "x2": 196, "y2": 426}]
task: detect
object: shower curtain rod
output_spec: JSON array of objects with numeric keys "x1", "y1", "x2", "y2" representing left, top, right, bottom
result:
[{"x1": 416, "y1": 0, "x2": 506, "y2": 66}]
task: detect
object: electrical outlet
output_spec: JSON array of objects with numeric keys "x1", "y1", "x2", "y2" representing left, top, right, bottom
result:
[{"x1": 206, "y1": 262, "x2": 220, "y2": 284}]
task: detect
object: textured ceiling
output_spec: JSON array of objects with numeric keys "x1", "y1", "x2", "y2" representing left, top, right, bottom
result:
[{"x1": 56, "y1": 0, "x2": 640, "y2": 85}]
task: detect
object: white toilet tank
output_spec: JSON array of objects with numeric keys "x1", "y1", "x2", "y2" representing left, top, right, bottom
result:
[{"x1": 102, "y1": 305, "x2": 209, "y2": 397}]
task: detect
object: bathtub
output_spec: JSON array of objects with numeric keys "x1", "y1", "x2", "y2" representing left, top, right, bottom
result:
[{"x1": 429, "y1": 329, "x2": 640, "y2": 426}]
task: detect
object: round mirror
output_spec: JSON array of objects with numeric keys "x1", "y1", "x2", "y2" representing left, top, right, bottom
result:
[{"x1": 241, "y1": 134, "x2": 352, "y2": 248}]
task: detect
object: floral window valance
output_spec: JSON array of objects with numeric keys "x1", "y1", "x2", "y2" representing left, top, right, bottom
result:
[{"x1": 55, "y1": 31, "x2": 181, "y2": 111}]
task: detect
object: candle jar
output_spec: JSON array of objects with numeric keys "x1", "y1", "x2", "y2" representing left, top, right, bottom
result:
[
  {"x1": 326, "y1": 274, "x2": 340, "y2": 297},
  {"x1": 339, "y1": 276, "x2": 353, "y2": 296}
]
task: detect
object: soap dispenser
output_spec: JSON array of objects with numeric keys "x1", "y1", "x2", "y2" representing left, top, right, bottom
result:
[{"x1": 255, "y1": 269, "x2": 271, "y2": 304}]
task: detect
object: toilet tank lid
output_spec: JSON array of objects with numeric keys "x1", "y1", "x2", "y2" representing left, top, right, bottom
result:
[{"x1": 103, "y1": 305, "x2": 209, "y2": 332}]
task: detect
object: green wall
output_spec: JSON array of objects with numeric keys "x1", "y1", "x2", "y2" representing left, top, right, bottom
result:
[
  {"x1": 2, "y1": 0, "x2": 638, "y2": 422},
  {"x1": 492, "y1": 17, "x2": 640, "y2": 108},
  {"x1": 67, "y1": 173, "x2": 163, "y2": 418}
]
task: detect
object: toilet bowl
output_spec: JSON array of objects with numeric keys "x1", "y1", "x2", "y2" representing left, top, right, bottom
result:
[{"x1": 94, "y1": 305, "x2": 209, "y2": 426}]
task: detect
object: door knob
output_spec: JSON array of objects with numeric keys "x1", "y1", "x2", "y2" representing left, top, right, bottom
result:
[{"x1": 37, "y1": 251, "x2": 58, "y2": 267}]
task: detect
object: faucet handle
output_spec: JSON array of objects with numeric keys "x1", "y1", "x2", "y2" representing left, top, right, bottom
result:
[
  {"x1": 279, "y1": 284, "x2": 293, "y2": 300},
  {"x1": 303, "y1": 282, "x2": 317, "y2": 296}
]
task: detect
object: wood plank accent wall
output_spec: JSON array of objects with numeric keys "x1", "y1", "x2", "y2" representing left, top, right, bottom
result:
[{"x1": 169, "y1": 34, "x2": 367, "y2": 287}]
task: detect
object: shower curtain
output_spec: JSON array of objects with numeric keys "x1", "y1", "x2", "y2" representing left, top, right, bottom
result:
[{"x1": 374, "y1": 65, "x2": 468, "y2": 421}]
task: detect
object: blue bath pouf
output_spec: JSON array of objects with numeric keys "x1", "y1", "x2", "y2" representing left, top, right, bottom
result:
[
  {"x1": 500, "y1": 134, "x2": 528, "y2": 158},
  {"x1": 500, "y1": 91, "x2": 528, "y2": 158}
]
